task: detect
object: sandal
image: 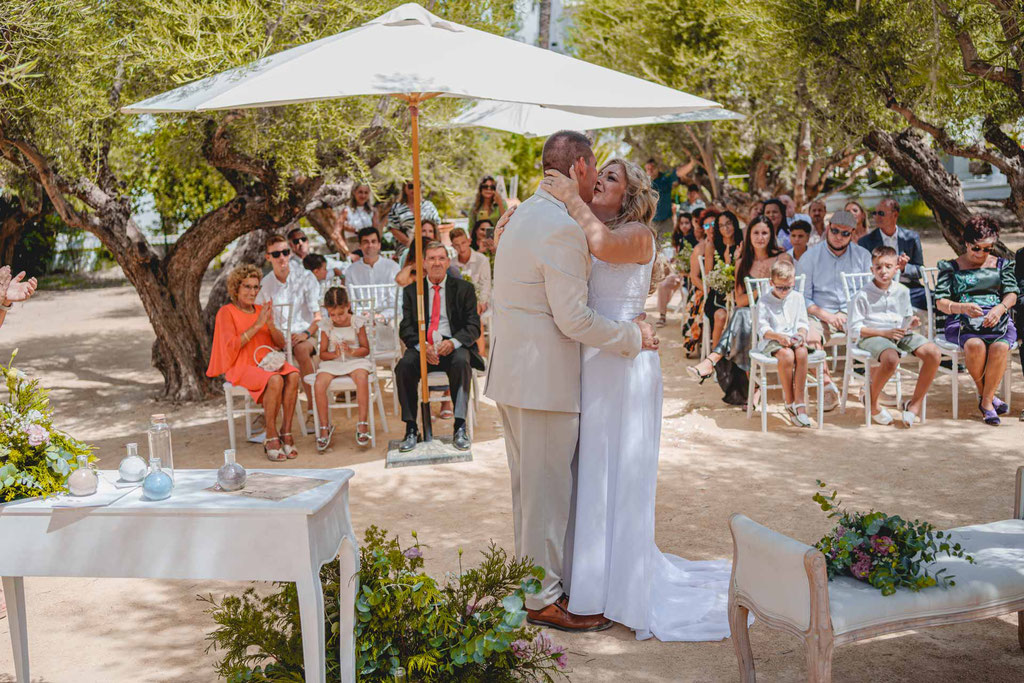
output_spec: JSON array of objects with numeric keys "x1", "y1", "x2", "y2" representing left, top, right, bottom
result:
[
  {"x1": 264, "y1": 437, "x2": 286, "y2": 462},
  {"x1": 992, "y1": 396, "x2": 1009, "y2": 416},
  {"x1": 280, "y1": 432, "x2": 299, "y2": 459},
  {"x1": 686, "y1": 363, "x2": 713, "y2": 385},
  {"x1": 316, "y1": 424, "x2": 335, "y2": 453},
  {"x1": 979, "y1": 400, "x2": 1000, "y2": 426},
  {"x1": 356, "y1": 421, "x2": 371, "y2": 446},
  {"x1": 787, "y1": 403, "x2": 812, "y2": 428}
]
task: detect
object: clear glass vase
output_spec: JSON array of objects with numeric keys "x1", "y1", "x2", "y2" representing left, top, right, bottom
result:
[
  {"x1": 217, "y1": 449, "x2": 247, "y2": 492},
  {"x1": 67, "y1": 455, "x2": 98, "y2": 496},
  {"x1": 118, "y1": 442, "x2": 148, "y2": 483},
  {"x1": 147, "y1": 414, "x2": 174, "y2": 484}
]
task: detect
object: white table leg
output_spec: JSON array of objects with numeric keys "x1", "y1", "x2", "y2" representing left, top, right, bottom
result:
[
  {"x1": 1, "y1": 576, "x2": 29, "y2": 683},
  {"x1": 296, "y1": 570, "x2": 326, "y2": 683},
  {"x1": 338, "y1": 535, "x2": 359, "y2": 683}
]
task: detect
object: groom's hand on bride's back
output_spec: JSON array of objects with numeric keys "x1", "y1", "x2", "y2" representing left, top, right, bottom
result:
[{"x1": 633, "y1": 314, "x2": 659, "y2": 351}]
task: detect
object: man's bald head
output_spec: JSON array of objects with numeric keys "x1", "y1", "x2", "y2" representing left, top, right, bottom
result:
[{"x1": 542, "y1": 130, "x2": 597, "y2": 202}]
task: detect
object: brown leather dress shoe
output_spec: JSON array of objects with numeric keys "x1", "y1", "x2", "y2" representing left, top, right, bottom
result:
[{"x1": 526, "y1": 596, "x2": 613, "y2": 632}]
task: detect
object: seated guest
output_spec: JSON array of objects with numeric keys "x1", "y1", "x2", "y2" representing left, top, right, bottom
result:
[
  {"x1": 345, "y1": 227, "x2": 401, "y2": 315},
  {"x1": 288, "y1": 225, "x2": 345, "y2": 278},
  {"x1": 0, "y1": 265, "x2": 38, "y2": 331},
  {"x1": 449, "y1": 227, "x2": 491, "y2": 315},
  {"x1": 849, "y1": 246, "x2": 941, "y2": 427},
  {"x1": 681, "y1": 219, "x2": 708, "y2": 357},
  {"x1": 688, "y1": 216, "x2": 788, "y2": 403},
  {"x1": 934, "y1": 214, "x2": 1018, "y2": 425},
  {"x1": 337, "y1": 183, "x2": 379, "y2": 253},
  {"x1": 386, "y1": 180, "x2": 441, "y2": 250},
  {"x1": 208, "y1": 264, "x2": 300, "y2": 461},
  {"x1": 763, "y1": 198, "x2": 791, "y2": 250},
  {"x1": 256, "y1": 234, "x2": 322, "y2": 425},
  {"x1": 673, "y1": 211, "x2": 696, "y2": 249},
  {"x1": 845, "y1": 199, "x2": 870, "y2": 242},
  {"x1": 471, "y1": 219, "x2": 496, "y2": 258},
  {"x1": 396, "y1": 242, "x2": 485, "y2": 453},
  {"x1": 680, "y1": 183, "x2": 706, "y2": 214},
  {"x1": 787, "y1": 220, "x2": 812, "y2": 261},
  {"x1": 302, "y1": 253, "x2": 333, "y2": 302},
  {"x1": 797, "y1": 209, "x2": 872, "y2": 410},
  {"x1": 471, "y1": 175, "x2": 508, "y2": 226},
  {"x1": 755, "y1": 259, "x2": 812, "y2": 427},
  {"x1": 806, "y1": 200, "x2": 827, "y2": 245},
  {"x1": 858, "y1": 197, "x2": 926, "y2": 310},
  {"x1": 701, "y1": 209, "x2": 739, "y2": 350}
]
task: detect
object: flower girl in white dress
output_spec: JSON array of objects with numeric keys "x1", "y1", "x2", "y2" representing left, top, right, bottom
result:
[{"x1": 314, "y1": 287, "x2": 374, "y2": 450}]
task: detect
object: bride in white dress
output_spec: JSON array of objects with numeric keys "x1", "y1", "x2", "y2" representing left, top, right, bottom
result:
[{"x1": 539, "y1": 159, "x2": 734, "y2": 642}]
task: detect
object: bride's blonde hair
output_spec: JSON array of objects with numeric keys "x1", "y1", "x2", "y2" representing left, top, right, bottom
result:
[{"x1": 601, "y1": 158, "x2": 671, "y2": 293}]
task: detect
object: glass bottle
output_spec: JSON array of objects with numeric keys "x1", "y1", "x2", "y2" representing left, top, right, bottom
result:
[
  {"x1": 217, "y1": 449, "x2": 247, "y2": 491},
  {"x1": 67, "y1": 455, "x2": 98, "y2": 496},
  {"x1": 142, "y1": 456, "x2": 173, "y2": 501},
  {"x1": 390, "y1": 667, "x2": 407, "y2": 683},
  {"x1": 147, "y1": 414, "x2": 174, "y2": 484},
  {"x1": 118, "y1": 442, "x2": 148, "y2": 482}
]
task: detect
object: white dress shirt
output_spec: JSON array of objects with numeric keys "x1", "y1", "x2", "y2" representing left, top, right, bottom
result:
[
  {"x1": 418, "y1": 275, "x2": 462, "y2": 350},
  {"x1": 455, "y1": 249, "x2": 492, "y2": 304},
  {"x1": 345, "y1": 255, "x2": 400, "y2": 287},
  {"x1": 256, "y1": 266, "x2": 321, "y2": 335},
  {"x1": 807, "y1": 225, "x2": 827, "y2": 246},
  {"x1": 756, "y1": 290, "x2": 810, "y2": 350},
  {"x1": 880, "y1": 228, "x2": 899, "y2": 252},
  {"x1": 848, "y1": 279, "x2": 914, "y2": 340}
]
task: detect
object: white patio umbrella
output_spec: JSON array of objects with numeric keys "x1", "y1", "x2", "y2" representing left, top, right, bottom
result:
[
  {"x1": 122, "y1": 2, "x2": 722, "y2": 448},
  {"x1": 448, "y1": 100, "x2": 745, "y2": 138}
]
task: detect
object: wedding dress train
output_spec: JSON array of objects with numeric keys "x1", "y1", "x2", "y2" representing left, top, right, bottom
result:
[{"x1": 566, "y1": 238, "x2": 734, "y2": 641}]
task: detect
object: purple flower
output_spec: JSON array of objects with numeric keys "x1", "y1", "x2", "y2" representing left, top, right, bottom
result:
[
  {"x1": 871, "y1": 535, "x2": 894, "y2": 555},
  {"x1": 511, "y1": 639, "x2": 530, "y2": 659},
  {"x1": 533, "y1": 632, "x2": 552, "y2": 652},
  {"x1": 26, "y1": 423, "x2": 48, "y2": 447},
  {"x1": 556, "y1": 653, "x2": 568, "y2": 669},
  {"x1": 850, "y1": 550, "x2": 872, "y2": 579},
  {"x1": 403, "y1": 546, "x2": 422, "y2": 559}
]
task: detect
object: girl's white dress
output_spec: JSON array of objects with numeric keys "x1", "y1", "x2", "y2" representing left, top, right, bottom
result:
[
  {"x1": 566, "y1": 236, "x2": 734, "y2": 642},
  {"x1": 317, "y1": 315, "x2": 374, "y2": 377}
]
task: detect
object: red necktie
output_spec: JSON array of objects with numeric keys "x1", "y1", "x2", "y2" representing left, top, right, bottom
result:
[{"x1": 427, "y1": 284, "x2": 442, "y2": 344}]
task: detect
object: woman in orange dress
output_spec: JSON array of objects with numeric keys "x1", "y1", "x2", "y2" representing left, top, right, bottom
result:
[{"x1": 207, "y1": 264, "x2": 300, "y2": 461}]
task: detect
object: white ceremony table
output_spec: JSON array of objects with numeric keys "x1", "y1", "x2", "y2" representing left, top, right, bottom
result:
[{"x1": 0, "y1": 468, "x2": 358, "y2": 683}]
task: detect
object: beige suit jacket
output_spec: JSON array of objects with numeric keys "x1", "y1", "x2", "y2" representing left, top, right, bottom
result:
[{"x1": 484, "y1": 189, "x2": 642, "y2": 413}]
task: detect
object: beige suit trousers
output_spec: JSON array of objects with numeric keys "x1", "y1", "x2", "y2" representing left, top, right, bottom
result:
[{"x1": 498, "y1": 402, "x2": 579, "y2": 611}]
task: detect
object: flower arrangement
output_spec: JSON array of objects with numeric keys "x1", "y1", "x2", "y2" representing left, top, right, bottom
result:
[
  {"x1": 0, "y1": 351, "x2": 91, "y2": 503},
  {"x1": 813, "y1": 481, "x2": 975, "y2": 596},
  {"x1": 674, "y1": 241, "x2": 694, "y2": 273},
  {"x1": 204, "y1": 527, "x2": 569, "y2": 682},
  {"x1": 706, "y1": 253, "x2": 736, "y2": 299}
]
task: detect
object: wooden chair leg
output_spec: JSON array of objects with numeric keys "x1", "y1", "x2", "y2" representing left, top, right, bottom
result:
[
  {"x1": 729, "y1": 600, "x2": 755, "y2": 683},
  {"x1": 1018, "y1": 610, "x2": 1023, "y2": 652},
  {"x1": 805, "y1": 629, "x2": 835, "y2": 683}
]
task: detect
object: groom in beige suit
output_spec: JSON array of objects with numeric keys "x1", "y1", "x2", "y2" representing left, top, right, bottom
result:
[{"x1": 485, "y1": 130, "x2": 657, "y2": 632}]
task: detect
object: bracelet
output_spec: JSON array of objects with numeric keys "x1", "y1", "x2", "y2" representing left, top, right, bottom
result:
[{"x1": 0, "y1": 300, "x2": 10, "y2": 311}]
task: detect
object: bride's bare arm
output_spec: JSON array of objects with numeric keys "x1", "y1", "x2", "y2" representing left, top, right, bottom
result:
[{"x1": 541, "y1": 170, "x2": 652, "y2": 265}]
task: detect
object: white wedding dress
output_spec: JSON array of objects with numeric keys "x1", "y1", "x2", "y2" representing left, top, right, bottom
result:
[{"x1": 566, "y1": 238, "x2": 734, "y2": 642}]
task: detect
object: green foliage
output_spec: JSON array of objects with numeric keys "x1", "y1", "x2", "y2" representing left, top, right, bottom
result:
[
  {"x1": 813, "y1": 481, "x2": 975, "y2": 596},
  {"x1": 0, "y1": 351, "x2": 92, "y2": 502},
  {"x1": 705, "y1": 252, "x2": 735, "y2": 294},
  {"x1": 203, "y1": 527, "x2": 569, "y2": 682}
]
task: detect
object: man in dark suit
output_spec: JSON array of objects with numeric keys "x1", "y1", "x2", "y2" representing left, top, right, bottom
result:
[
  {"x1": 858, "y1": 196, "x2": 927, "y2": 310},
  {"x1": 396, "y1": 241, "x2": 485, "y2": 451}
]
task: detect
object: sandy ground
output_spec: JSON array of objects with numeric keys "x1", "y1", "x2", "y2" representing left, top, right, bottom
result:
[{"x1": 2, "y1": 234, "x2": 1023, "y2": 682}]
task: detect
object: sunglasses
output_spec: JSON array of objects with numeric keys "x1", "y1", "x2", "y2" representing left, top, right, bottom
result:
[
  {"x1": 871, "y1": 210, "x2": 887, "y2": 216},
  {"x1": 480, "y1": 184, "x2": 496, "y2": 190},
  {"x1": 829, "y1": 227, "x2": 853, "y2": 237},
  {"x1": 290, "y1": 235, "x2": 307, "y2": 244},
  {"x1": 269, "y1": 248, "x2": 291, "y2": 258},
  {"x1": 969, "y1": 244, "x2": 994, "y2": 254},
  {"x1": 773, "y1": 284, "x2": 794, "y2": 292}
]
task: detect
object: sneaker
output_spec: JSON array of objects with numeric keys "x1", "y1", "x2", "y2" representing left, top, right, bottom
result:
[{"x1": 822, "y1": 383, "x2": 840, "y2": 412}]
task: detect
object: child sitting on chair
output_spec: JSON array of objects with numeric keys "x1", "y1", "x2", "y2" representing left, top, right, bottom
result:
[
  {"x1": 314, "y1": 287, "x2": 374, "y2": 450},
  {"x1": 848, "y1": 245, "x2": 941, "y2": 427},
  {"x1": 756, "y1": 259, "x2": 813, "y2": 427}
]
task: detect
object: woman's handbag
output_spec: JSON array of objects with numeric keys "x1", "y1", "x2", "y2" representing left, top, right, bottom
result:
[{"x1": 255, "y1": 345, "x2": 286, "y2": 372}]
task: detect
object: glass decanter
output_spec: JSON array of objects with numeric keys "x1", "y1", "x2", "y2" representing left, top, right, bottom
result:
[
  {"x1": 67, "y1": 455, "x2": 98, "y2": 496},
  {"x1": 147, "y1": 414, "x2": 174, "y2": 483},
  {"x1": 118, "y1": 442, "x2": 147, "y2": 483},
  {"x1": 217, "y1": 449, "x2": 247, "y2": 492},
  {"x1": 142, "y1": 457, "x2": 173, "y2": 501}
]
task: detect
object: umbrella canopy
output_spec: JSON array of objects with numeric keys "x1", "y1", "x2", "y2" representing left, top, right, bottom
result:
[
  {"x1": 122, "y1": 3, "x2": 720, "y2": 117},
  {"x1": 448, "y1": 101, "x2": 744, "y2": 138}
]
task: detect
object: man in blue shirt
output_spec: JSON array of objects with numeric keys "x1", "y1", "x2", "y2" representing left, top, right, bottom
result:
[
  {"x1": 796, "y1": 210, "x2": 872, "y2": 410},
  {"x1": 644, "y1": 158, "x2": 696, "y2": 238}
]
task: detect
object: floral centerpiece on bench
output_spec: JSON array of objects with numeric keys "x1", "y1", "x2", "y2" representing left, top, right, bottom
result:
[
  {"x1": 813, "y1": 481, "x2": 975, "y2": 596},
  {"x1": 0, "y1": 351, "x2": 91, "y2": 503}
]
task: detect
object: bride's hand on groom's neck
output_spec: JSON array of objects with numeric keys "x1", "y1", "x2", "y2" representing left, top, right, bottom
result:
[{"x1": 541, "y1": 168, "x2": 581, "y2": 205}]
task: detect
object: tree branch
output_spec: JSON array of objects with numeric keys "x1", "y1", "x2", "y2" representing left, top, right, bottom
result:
[
  {"x1": 203, "y1": 112, "x2": 278, "y2": 195},
  {"x1": 819, "y1": 156, "x2": 880, "y2": 202},
  {"x1": 933, "y1": 0, "x2": 1024, "y2": 105}
]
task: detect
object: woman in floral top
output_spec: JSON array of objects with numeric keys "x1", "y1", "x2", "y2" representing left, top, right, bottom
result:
[{"x1": 934, "y1": 214, "x2": 1019, "y2": 425}]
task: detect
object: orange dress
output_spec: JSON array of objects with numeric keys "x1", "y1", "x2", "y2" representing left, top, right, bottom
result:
[{"x1": 207, "y1": 303, "x2": 298, "y2": 403}]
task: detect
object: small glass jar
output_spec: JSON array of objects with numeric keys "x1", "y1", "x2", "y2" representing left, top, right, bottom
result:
[
  {"x1": 118, "y1": 442, "x2": 148, "y2": 482},
  {"x1": 142, "y1": 457, "x2": 173, "y2": 501},
  {"x1": 217, "y1": 449, "x2": 247, "y2": 492},
  {"x1": 67, "y1": 455, "x2": 98, "y2": 496}
]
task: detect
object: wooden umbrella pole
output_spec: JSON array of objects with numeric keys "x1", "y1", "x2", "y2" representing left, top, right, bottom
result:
[{"x1": 408, "y1": 97, "x2": 432, "y2": 441}]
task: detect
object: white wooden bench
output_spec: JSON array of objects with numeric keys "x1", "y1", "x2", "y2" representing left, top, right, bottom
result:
[{"x1": 728, "y1": 466, "x2": 1024, "y2": 682}]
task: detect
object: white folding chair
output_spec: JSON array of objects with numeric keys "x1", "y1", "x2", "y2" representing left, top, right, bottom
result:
[
  {"x1": 223, "y1": 302, "x2": 306, "y2": 450},
  {"x1": 746, "y1": 276, "x2": 826, "y2": 432},
  {"x1": 838, "y1": 272, "x2": 931, "y2": 426},
  {"x1": 424, "y1": 370, "x2": 477, "y2": 439},
  {"x1": 304, "y1": 306, "x2": 390, "y2": 448},
  {"x1": 924, "y1": 266, "x2": 1017, "y2": 419},
  {"x1": 348, "y1": 282, "x2": 402, "y2": 414}
]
